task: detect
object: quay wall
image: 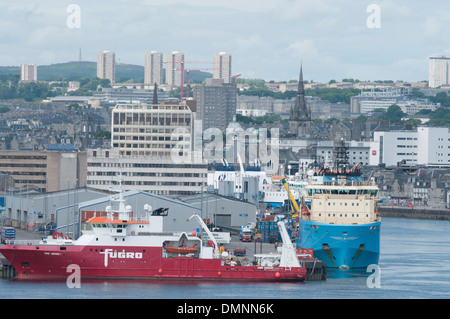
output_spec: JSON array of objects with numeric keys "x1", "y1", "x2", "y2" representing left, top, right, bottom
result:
[{"x1": 379, "y1": 207, "x2": 450, "y2": 221}]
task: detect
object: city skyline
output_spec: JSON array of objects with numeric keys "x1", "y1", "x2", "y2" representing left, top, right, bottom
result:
[{"x1": 1, "y1": 0, "x2": 450, "y2": 82}]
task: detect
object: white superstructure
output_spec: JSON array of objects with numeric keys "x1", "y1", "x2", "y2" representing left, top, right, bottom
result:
[{"x1": 303, "y1": 174, "x2": 380, "y2": 225}]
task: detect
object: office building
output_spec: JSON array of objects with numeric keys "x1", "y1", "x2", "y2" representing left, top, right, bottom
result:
[
  {"x1": 111, "y1": 102, "x2": 195, "y2": 157},
  {"x1": 429, "y1": 56, "x2": 450, "y2": 88},
  {"x1": 373, "y1": 127, "x2": 450, "y2": 167},
  {"x1": 86, "y1": 148, "x2": 207, "y2": 197},
  {"x1": 0, "y1": 149, "x2": 87, "y2": 193},
  {"x1": 144, "y1": 51, "x2": 163, "y2": 86},
  {"x1": 165, "y1": 51, "x2": 184, "y2": 86},
  {"x1": 350, "y1": 88, "x2": 409, "y2": 114},
  {"x1": 93, "y1": 88, "x2": 169, "y2": 104},
  {"x1": 397, "y1": 100, "x2": 439, "y2": 115},
  {"x1": 20, "y1": 64, "x2": 37, "y2": 82},
  {"x1": 99, "y1": 101, "x2": 208, "y2": 196},
  {"x1": 193, "y1": 78, "x2": 237, "y2": 132},
  {"x1": 213, "y1": 52, "x2": 232, "y2": 83},
  {"x1": 97, "y1": 50, "x2": 116, "y2": 84}
]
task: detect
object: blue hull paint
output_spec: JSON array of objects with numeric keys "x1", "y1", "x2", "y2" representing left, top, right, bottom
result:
[
  {"x1": 261, "y1": 202, "x2": 284, "y2": 207},
  {"x1": 297, "y1": 220, "x2": 380, "y2": 269}
]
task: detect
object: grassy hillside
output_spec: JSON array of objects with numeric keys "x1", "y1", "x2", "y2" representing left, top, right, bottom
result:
[
  {"x1": 39, "y1": 61, "x2": 97, "y2": 80},
  {"x1": 0, "y1": 61, "x2": 212, "y2": 83}
]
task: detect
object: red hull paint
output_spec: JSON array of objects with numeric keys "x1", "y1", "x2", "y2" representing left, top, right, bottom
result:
[{"x1": 0, "y1": 245, "x2": 306, "y2": 282}]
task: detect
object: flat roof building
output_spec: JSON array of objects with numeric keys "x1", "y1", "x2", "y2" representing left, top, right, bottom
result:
[
  {"x1": 111, "y1": 103, "x2": 194, "y2": 157},
  {"x1": 20, "y1": 64, "x2": 37, "y2": 82},
  {"x1": 93, "y1": 102, "x2": 207, "y2": 197},
  {"x1": 193, "y1": 78, "x2": 237, "y2": 132},
  {"x1": 429, "y1": 56, "x2": 450, "y2": 88},
  {"x1": 86, "y1": 148, "x2": 207, "y2": 197},
  {"x1": 373, "y1": 127, "x2": 450, "y2": 167},
  {"x1": 97, "y1": 50, "x2": 116, "y2": 84},
  {"x1": 213, "y1": 52, "x2": 232, "y2": 84},
  {"x1": 0, "y1": 149, "x2": 87, "y2": 193},
  {"x1": 165, "y1": 51, "x2": 184, "y2": 86},
  {"x1": 144, "y1": 51, "x2": 163, "y2": 86}
]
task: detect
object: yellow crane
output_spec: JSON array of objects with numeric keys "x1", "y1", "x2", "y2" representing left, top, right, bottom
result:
[{"x1": 281, "y1": 178, "x2": 301, "y2": 218}]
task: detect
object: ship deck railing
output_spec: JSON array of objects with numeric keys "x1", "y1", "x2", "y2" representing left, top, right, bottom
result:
[
  {"x1": 309, "y1": 194, "x2": 374, "y2": 199},
  {"x1": 309, "y1": 181, "x2": 377, "y2": 187},
  {"x1": 3, "y1": 239, "x2": 43, "y2": 246}
]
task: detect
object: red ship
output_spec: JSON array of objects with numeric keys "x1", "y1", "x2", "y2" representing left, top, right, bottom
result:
[{"x1": 0, "y1": 192, "x2": 306, "y2": 282}]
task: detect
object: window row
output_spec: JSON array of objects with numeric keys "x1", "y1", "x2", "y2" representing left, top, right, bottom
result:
[
  {"x1": 318, "y1": 213, "x2": 369, "y2": 218},
  {"x1": 318, "y1": 202, "x2": 369, "y2": 206}
]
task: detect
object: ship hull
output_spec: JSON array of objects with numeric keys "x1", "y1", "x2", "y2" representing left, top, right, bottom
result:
[
  {"x1": 0, "y1": 245, "x2": 305, "y2": 282},
  {"x1": 297, "y1": 220, "x2": 380, "y2": 269}
]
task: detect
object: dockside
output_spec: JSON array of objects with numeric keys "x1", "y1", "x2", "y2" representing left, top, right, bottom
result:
[{"x1": 379, "y1": 207, "x2": 450, "y2": 220}]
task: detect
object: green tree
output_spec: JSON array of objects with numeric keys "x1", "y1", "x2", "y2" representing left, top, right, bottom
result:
[
  {"x1": 376, "y1": 104, "x2": 406, "y2": 123},
  {"x1": 431, "y1": 92, "x2": 450, "y2": 107},
  {"x1": 426, "y1": 107, "x2": 450, "y2": 127}
]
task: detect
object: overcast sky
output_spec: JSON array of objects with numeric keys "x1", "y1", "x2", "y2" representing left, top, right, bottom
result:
[{"x1": 1, "y1": 0, "x2": 449, "y2": 82}]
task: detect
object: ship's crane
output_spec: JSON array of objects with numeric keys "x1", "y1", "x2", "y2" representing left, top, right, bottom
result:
[
  {"x1": 281, "y1": 178, "x2": 301, "y2": 218},
  {"x1": 277, "y1": 221, "x2": 301, "y2": 268},
  {"x1": 188, "y1": 213, "x2": 220, "y2": 258}
]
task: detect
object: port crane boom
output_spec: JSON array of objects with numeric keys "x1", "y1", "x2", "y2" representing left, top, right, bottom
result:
[{"x1": 281, "y1": 178, "x2": 301, "y2": 218}]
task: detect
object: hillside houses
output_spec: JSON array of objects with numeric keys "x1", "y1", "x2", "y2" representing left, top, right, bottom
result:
[{"x1": 0, "y1": 101, "x2": 111, "y2": 151}]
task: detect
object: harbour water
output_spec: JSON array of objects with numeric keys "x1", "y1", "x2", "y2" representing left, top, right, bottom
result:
[{"x1": 0, "y1": 217, "x2": 449, "y2": 299}]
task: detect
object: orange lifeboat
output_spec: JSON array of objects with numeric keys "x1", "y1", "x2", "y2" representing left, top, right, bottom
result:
[{"x1": 164, "y1": 244, "x2": 198, "y2": 254}]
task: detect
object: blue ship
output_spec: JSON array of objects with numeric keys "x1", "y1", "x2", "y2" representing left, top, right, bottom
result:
[
  {"x1": 296, "y1": 140, "x2": 381, "y2": 270},
  {"x1": 297, "y1": 219, "x2": 380, "y2": 269}
]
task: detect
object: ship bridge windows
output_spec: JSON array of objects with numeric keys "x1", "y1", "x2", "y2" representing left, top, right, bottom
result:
[
  {"x1": 93, "y1": 223, "x2": 109, "y2": 228},
  {"x1": 308, "y1": 188, "x2": 361, "y2": 196},
  {"x1": 308, "y1": 188, "x2": 378, "y2": 199},
  {"x1": 307, "y1": 189, "x2": 324, "y2": 196}
]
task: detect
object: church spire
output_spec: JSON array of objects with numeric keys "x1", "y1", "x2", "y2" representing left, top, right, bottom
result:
[
  {"x1": 289, "y1": 64, "x2": 312, "y2": 138},
  {"x1": 297, "y1": 63, "x2": 304, "y2": 95},
  {"x1": 290, "y1": 64, "x2": 310, "y2": 122}
]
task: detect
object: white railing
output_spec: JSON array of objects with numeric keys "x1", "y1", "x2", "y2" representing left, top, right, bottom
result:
[{"x1": 3, "y1": 239, "x2": 42, "y2": 246}]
